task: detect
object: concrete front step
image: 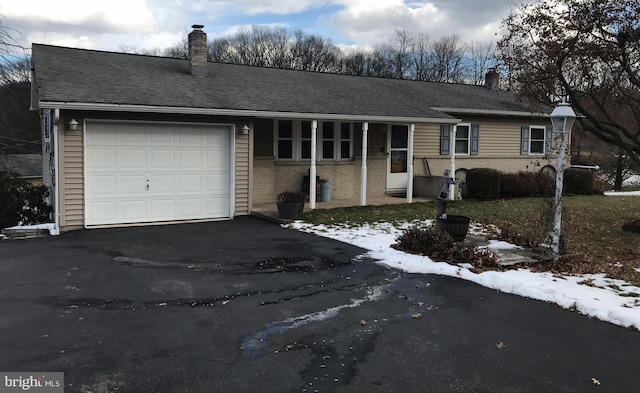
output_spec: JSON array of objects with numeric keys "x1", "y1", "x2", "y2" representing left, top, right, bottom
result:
[{"x1": 1, "y1": 228, "x2": 50, "y2": 239}]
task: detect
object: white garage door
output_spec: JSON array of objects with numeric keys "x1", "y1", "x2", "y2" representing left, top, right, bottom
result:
[{"x1": 85, "y1": 121, "x2": 233, "y2": 226}]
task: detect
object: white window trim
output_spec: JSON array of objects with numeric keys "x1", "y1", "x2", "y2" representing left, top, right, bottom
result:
[
  {"x1": 275, "y1": 120, "x2": 354, "y2": 161},
  {"x1": 454, "y1": 123, "x2": 471, "y2": 155},
  {"x1": 529, "y1": 125, "x2": 546, "y2": 155}
]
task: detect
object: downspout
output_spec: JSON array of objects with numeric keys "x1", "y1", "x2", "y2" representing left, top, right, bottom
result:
[
  {"x1": 406, "y1": 124, "x2": 415, "y2": 203},
  {"x1": 360, "y1": 122, "x2": 368, "y2": 206},
  {"x1": 53, "y1": 108, "x2": 60, "y2": 235},
  {"x1": 448, "y1": 124, "x2": 456, "y2": 201},
  {"x1": 310, "y1": 120, "x2": 317, "y2": 209}
]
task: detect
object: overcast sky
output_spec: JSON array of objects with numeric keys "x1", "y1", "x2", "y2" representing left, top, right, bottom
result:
[{"x1": 1, "y1": 0, "x2": 521, "y2": 53}]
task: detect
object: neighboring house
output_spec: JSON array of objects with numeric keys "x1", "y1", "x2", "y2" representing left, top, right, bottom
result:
[
  {"x1": 0, "y1": 154, "x2": 43, "y2": 186},
  {"x1": 30, "y1": 25, "x2": 560, "y2": 234}
]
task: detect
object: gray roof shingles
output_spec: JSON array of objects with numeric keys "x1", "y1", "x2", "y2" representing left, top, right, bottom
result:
[{"x1": 32, "y1": 44, "x2": 538, "y2": 120}]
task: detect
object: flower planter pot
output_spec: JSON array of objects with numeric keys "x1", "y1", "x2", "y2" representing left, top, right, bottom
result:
[
  {"x1": 277, "y1": 202, "x2": 304, "y2": 219},
  {"x1": 436, "y1": 214, "x2": 470, "y2": 242}
]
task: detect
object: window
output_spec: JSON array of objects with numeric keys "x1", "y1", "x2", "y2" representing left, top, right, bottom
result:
[
  {"x1": 455, "y1": 124, "x2": 470, "y2": 154},
  {"x1": 339, "y1": 122, "x2": 352, "y2": 159},
  {"x1": 277, "y1": 120, "x2": 293, "y2": 159},
  {"x1": 322, "y1": 122, "x2": 334, "y2": 159},
  {"x1": 275, "y1": 120, "x2": 353, "y2": 161},
  {"x1": 440, "y1": 124, "x2": 479, "y2": 155},
  {"x1": 529, "y1": 126, "x2": 545, "y2": 154},
  {"x1": 521, "y1": 125, "x2": 550, "y2": 155}
]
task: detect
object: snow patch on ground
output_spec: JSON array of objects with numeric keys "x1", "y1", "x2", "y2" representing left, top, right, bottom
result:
[
  {"x1": 288, "y1": 220, "x2": 640, "y2": 330},
  {"x1": 604, "y1": 190, "x2": 640, "y2": 196},
  {"x1": 5, "y1": 223, "x2": 56, "y2": 236}
]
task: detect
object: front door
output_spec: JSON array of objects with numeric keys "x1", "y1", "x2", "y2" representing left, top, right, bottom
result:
[{"x1": 386, "y1": 124, "x2": 409, "y2": 191}]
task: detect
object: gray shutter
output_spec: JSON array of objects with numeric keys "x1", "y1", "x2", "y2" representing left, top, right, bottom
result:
[
  {"x1": 521, "y1": 126, "x2": 530, "y2": 155},
  {"x1": 470, "y1": 124, "x2": 480, "y2": 155},
  {"x1": 440, "y1": 125, "x2": 451, "y2": 155},
  {"x1": 545, "y1": 126, "x2": 553, "y2": 155}
]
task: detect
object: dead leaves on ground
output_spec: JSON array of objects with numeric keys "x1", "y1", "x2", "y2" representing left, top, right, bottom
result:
[{"x1": 496, "y1": 341, "x2": 506, "y2": 349}]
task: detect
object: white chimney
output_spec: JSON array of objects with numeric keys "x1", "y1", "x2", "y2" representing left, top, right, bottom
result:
[{"x1": 188, "y1": 24, "x2": 208, "y2": 76}]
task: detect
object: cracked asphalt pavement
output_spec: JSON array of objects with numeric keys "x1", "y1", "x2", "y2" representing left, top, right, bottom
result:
[{"x1": 1, "y1": 217, "x2": 640, "y2": 392}]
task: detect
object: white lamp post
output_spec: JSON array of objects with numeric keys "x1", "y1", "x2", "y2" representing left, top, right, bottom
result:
[{"x1": 549, "y1": 101, "x2": 577, "y2": 262}]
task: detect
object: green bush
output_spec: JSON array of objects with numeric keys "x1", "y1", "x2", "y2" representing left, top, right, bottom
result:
[
  {"x1": 466, "y1": 168, "x2": 501, "y2": 200},
  {"x1": 500, "y1": 171, "x2": 554, "y2": 199},
  {"x1": 564, "y1": 168, "x2": 594, "y2": 195},
  {"x1": 394, "y1": 227, "x2": 498, "y2": 268},
  {"x1": 0, "y1": 170, "x2": 52, "y2": 229}
]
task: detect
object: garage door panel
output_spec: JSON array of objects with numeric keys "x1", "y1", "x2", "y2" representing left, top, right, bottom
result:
[
  {"x1": 179, "y1": 131, "x2": 203, "y2": 145},
  {"x1": 178, "y1": 199, "x2": 203, "y2": 217},
  {"x1": 87, "y1": 149, "x2": 116, "y2": 170},
  {"x1": 120, "y1": 201, "x2": 147, "y2": 221},
  {"x1": 150, "y1": 199, "x2": 175, "y2": 219},
  {"x1": 150, "y1": 175, "x2": 175, "y2": 194},
  {"x1": 88, "y1": 175, "x2": 116, "y2": 196},
  {"x1": 120, "y1": 175, "x2": 146, "y2": 195},
  {"x1": 179, "y1": 175, "x2": 203, "y2": 193},
  {"x1": 206, "y1": 130, "x2": 230, "y2": 147},
  {"x1": 150, "y1": 130, "x2": 175, "y2": 144},
  {"x1": 205, "y1": 150, "x2": 230, "y2": 168},
  {"x1": 121, "y1": 149, "x2": 146, "y2": 169},
  {"x1": 206, "y1": 197, "x2": 231, "y2": 215},
  {"x1": 86, "y1": 122, "x2": 232, "y2": 226},
  {"x1": 90, "y1": 201, "x2": 116, "y2": 223},
  {"x1": 150, "y1": 150, "x2": 175, "y2": 169}
]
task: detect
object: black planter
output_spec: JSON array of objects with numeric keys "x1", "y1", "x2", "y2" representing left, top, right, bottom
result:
[
  {"x1": 436, "y1": 215, "x2": 471, "y2": 242},
  {"x1": 277, "y1": 202, "x2": 305, "y2": 219}
]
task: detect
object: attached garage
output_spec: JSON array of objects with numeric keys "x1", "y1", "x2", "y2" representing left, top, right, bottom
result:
[{"x1": 85, "y1": 121, "x2": 234, "y2": 226}]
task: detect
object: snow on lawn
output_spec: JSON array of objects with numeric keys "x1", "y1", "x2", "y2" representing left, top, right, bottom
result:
[
  {"x1": 604, "y1": 190, "x2": 640, "y2": 196},
  {"x1": 288, "y1": 220, "x2": 640, "y2": 331}
]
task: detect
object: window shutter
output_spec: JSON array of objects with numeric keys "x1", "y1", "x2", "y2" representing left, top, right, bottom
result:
[
  {"x1": 521, "y1": 126, "x2": 530, "y2": 155},
  {"x1": 545, "y1": 126, "x2": 553, "y2": 155},
  {"x1": 440, "y1": 125, "x2": 451, "y2": 155},
  {"x1": 470, "y1": 124, "x2": 480, "y2": 155}
]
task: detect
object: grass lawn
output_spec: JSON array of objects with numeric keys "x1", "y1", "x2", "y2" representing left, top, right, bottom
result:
[{"x1": 302, "y1": 195, "x2": 640, "y2": 284}]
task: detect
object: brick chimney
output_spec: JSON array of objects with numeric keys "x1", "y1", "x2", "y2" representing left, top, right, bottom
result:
[
  {"x1": 188, "y1": 24, "x2": 208, "y2": 76},
  {"x1": 484, "y1": 68, "x2": 500, "y2": 90}
]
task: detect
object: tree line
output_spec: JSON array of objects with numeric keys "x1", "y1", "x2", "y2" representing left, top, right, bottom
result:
[{"x1": 126, "y1": 25, "x2": 496, "y2": 85}]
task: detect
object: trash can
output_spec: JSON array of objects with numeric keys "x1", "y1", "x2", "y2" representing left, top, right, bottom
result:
[{"x1": 320, "y1": 179, "x2": 331, "y2": 202}]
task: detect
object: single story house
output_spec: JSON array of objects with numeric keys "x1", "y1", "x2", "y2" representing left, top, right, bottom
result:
[{"x1": 31, "y1": 25, "x2": 560, "y2": 234}]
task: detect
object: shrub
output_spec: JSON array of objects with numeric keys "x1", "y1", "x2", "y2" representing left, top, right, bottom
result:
[
  {"x1": 466, "y1": 168, "x2": 501, "y2": 200},
  {"x1": 277, "y1": 191, "x2": 306, "y2": 203},
  {"x1": 0, "y1": 170, "x2": 52, "y2": 229},
  {"x1": 500, "y1": 171, "x2": 554, "y2": 199},
  {"x1": 564, "y1": 168, "x2": 593, "y2": 195},
  {"x1": 394, "y1": 227, "x2": 498, "y2": 268}
]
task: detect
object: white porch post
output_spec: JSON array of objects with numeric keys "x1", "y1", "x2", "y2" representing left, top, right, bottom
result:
[
  {"x1": 406, "y1": 123, "x2": 415, "y2": 203},
  {"x1": 360, "y1": 122, "x2": 368, "y2": 206},
  {"x1": 448, "y1": 124, "x2": 457, "y2": 201},
  {"x1": 310, "y1": 120, "x2": 317, "y2": 209}
]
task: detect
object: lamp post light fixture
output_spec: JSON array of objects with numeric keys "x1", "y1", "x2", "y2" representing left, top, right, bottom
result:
[{"x1": 549, "y1": 101, "x2": 577, "y2": 262}]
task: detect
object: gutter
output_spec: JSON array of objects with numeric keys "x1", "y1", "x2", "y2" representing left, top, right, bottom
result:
[
  {"x1": 38, "y1": 101, "x2": 461, "y2": 125},
  {"x1": 53, "y1": 108, "x2": 60, "y2": 236},
  {"x1": 431, "y1": 107, "x2": 550, "y2": 118}
]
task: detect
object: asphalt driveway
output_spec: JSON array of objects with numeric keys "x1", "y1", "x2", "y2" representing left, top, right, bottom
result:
[{"x1": 1, "y1": 216, "x2": 639, "y2": 392}]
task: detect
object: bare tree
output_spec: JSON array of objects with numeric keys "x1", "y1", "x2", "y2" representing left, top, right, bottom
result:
[
  {"x1": 290, "y1": 30, "x2": 340, "y2": 72},
  {"x1": 497, "y1": 0, "x2": 640, "y2": 166},
  {"x1": 411, "y1": 33, "x2": 431, "y2": 81},
  {"x1": 431, "y1": 35, "x2": 466, "y2": 83},
  {"x1": 466, "y1": 40, "x2": 495, "y2": 85}
]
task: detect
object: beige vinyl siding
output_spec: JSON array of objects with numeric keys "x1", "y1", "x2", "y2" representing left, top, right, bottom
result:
[
  {"x1": 235, "y1": 123, "x2": 251, "y2": 215},
  {"x1": 59, "y1": 122, "x2": 84, "y2": 230},
  {"x1": 412, "y1": 117, "x2": 554, "y2": 176}
]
